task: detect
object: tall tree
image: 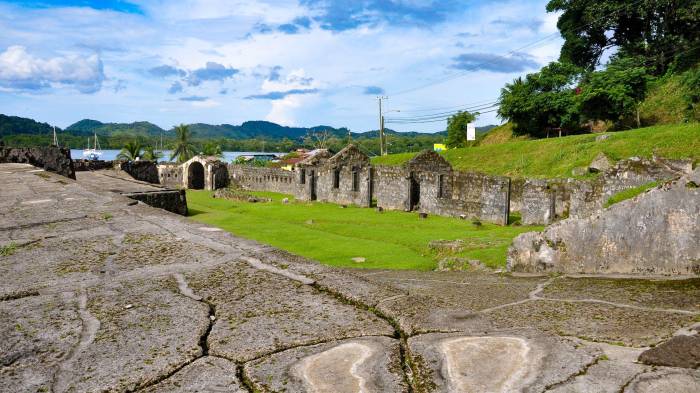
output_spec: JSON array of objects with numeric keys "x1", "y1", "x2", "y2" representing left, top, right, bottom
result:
[
  {"x1": 576, "y1": 56, "x2": 651, "y2": 127},
  {"x1": 445, "y1": 111, "x2": 477, "y2": 148},
  {"x1": 117, "y1": 141, "x2": 142, "y2": 161},
  {"x1": 170, "y1": 124, "x2": 195, "y2": 163},
  {"x1": 547, "y1": 0, "x2": 700, "y2": 74},
  {"x1": 498, "y1": 62, "x2": 582, "y2": 137}
]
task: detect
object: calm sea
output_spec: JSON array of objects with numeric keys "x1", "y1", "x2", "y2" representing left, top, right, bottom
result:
[{"x1": 69, "y1": 149, "x2": 282, "y2": 163}]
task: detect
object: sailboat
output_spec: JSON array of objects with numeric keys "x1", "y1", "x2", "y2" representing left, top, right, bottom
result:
[{"x1": 82, "y1": 131, "x2": 102, "y2": 161}]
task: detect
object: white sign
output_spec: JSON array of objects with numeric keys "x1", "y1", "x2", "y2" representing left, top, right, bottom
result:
[{"x1": 467, "y1": 123, "x2": 476, "y2": 141}]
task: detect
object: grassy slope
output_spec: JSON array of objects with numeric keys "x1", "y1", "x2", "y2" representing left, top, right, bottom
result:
[
  {"x1": 187, "y1": 190, "x2": 540, "y2": 270},
  {"x1": 372, "y1": 123, "x2": 700, "y2": 179}
]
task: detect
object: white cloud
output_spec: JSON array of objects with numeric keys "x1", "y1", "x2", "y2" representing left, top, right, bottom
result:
[
  {"x1": 0, "y1": 0, "x2": 563, "y2": 131},
  {"x1": 0, "y1": 45, "x2": 104, "y2": 93}
]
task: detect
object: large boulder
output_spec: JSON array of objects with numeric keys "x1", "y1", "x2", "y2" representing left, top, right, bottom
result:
[
  {"x1": 588, "y1": 152, "x2": 612, "y2": 173},
  {"x1": 508, "y1": 169, "x2": 700, "y2": 275}
]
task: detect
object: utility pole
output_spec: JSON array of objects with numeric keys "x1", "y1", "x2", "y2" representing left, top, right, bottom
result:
[
  {"x1": 52, "y1": 126, "x2": 58, "y2": 147},
  {"x1": 377, "y1": 96, "x2": 388, "y2": 156}
]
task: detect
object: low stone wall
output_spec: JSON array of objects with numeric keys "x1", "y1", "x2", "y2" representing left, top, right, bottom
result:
[
  {"x1": 120, "y1": 160, "x2": 159, "y2": 184},
  {"x1": 569, "y1": 156, "x2": 691, "y2": 218},
  {"x1": 0, "y1": 146, "x2": 75, "y2": 179},
  {"x1": 518, "y1": 157, "x2": 693, "y2": 224},
  {"x1": 507, "y1": 169, "x2": 700, "y2": 275},
  {"x1": 440, "y1": 171, "x2": 510, "y2": 225},
  {"x1": 123, "y1": 189, "x2": 188, "y2": 216},
  {"x1": 73, "y1": 159, "x2": 114, "y2": 171},
  {"x1": 157, "y1": 164, "x2": 183, "y2": 188},
  {"x1": 229, "y1": 165, "x2": 298, "y2": 195}
]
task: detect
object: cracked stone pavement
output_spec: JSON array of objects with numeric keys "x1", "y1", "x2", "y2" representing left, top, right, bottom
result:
[{"x1": 1, "y1": 164, "x2": 699, "y2": 393}]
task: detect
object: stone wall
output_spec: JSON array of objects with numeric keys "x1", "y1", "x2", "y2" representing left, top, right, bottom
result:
[
  {"x1": 229, "y1": 165, "x2": 298, "y2": 195},
  {"x1": 0, "y1": 146, "x2": 75, "y2": 179},
  {"x1": 507, "y1": 169, "x2": 700, "y2": 275},
  {"x1": 374, "y1": 151, "x2": 510, "y2": 225},
  {"x1": 123, "y1": 189, "x2": 188, "y2": 216},
  {"x1": 374, "y1": 165, "x2": 411, "y2": 211},
  {"x1": 73, "y1": 159, "x2": 114, "y2": 172},
  {"x1": 447, "y1": 171, "x2": 510, "y2": 225},
  {"x1": 569, "y1": 156, "x2": 692, "y2": 218},
  {"x1": 157, "y1": 164, "x2": 183, "y2": 188},
  {"x1": 230, "y1": 148, "x2": 511, "y2": 225},
  {"x1": 521, "y1": 179, "x2": 556, "y2": 225},
  {"x1": 119, "y1": 160, "x2": 159, "y2": 184},
  {"x1": 518, "y1": 156, "x2": 693, "y2": 225},
  {"x1": 313, "y1": 145, "x2": 372, "y2": 207}
]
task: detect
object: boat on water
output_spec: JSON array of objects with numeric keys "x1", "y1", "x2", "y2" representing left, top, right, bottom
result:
[{"x1": 83, "y1": 132, "x2": 102, "y2": 161}]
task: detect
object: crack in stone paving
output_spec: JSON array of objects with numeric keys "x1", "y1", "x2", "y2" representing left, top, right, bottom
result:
[
  {"x1": 617, "y1": 370, "x2": 647, "y2": 393},
  {"x1": 128, "y1": 274, "x2": 218, "y2": 393},
  {"x1": 542, "y1": 355, "x2": 603, "y2": 392},
  {"x1": 0, "y1": 290, "x2": 40, "y2": 302},
  {"x1": 478, "y1": 277, "x2": 698, "y2": 316},
  {"x1": 535, "y1": 297, "x2": 700, "y2": 315},
  {"x1": 478, "y1": 277, "x2": 555, "y2": 313},
  {"x1": 0, "y1": 215, "x2": 88, "y2": 232},
  {"x1": 52, "y1": 289, "x2": 100, "y2": 393},
  {"x1": 310, "y1": 282, "x2": 415, "y2": 392}
]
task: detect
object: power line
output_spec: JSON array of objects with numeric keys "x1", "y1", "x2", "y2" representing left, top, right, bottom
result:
[
  {"x1": 386, "y1": 103, "x2": 498, "y2": 122},
  {"x1": 392, "y1": 98, "x2": 498, "y2": 113},
  {"x1": 386, "y1": 108, "x2": 500, "y2": 125}
]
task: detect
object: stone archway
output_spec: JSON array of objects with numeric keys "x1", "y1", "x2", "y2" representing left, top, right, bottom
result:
[{"x1": 187, "y1": 161, "x2": 205, "y2": 189}]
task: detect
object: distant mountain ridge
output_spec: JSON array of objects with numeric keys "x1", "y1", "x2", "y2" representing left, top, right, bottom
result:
[{"x1": 1, "y1": 114, "x2": 495, "y2": 141}]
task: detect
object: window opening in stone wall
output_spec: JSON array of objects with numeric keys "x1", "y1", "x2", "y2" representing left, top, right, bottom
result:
[
  {"x1": 333, "y1": 169, "x2": 340, "y2": 189},
  {"x1": 300, "y1": 170, "x2": 306, "y2": 184},
  {"x1": 438, "y1": 174, "x2": 445, "y2": 198},
  {"x1": 352, "y1": 170, "x2": 359, "y2": 191}
]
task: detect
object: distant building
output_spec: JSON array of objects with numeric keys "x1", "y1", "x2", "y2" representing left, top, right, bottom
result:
[{"x1": 433, "y1": 143, "x2": 447, "y2": 152}]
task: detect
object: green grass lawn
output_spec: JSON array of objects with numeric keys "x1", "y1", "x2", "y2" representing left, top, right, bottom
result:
[
  {"x1": 186, "y1": 190, "x2": 541, "y2": 270},
  {"x1": 373, "y1": 123, "x2": 700, "y2": 179}
]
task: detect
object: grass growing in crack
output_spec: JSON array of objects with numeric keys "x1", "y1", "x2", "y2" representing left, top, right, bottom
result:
[
  {"x1": 186, "y1": 190, "x2": 541, "y2": 270},
  {"x1": 1, "y1": 242, "x2": 17, "y2": 256},
  {"x1": 604, "y1": 181, "x2": 660, "y2": 208}
]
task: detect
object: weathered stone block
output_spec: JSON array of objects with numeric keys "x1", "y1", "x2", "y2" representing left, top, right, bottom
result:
[{"x1": 508, "y1": 169, "x2": 700, "y2": 275}]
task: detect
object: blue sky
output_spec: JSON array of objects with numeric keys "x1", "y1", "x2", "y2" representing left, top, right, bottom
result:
[{"x1": 0, "y1": 0, "x2": 563, "y2": 132}]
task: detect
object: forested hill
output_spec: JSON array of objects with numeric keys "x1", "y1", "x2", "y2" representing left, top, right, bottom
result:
[
  {"x1": 0, "y1": 114, "x2": 60, "y2": 137},
  {"x1": 1, "y1": 115, "x2": 493, "y2": 140}
]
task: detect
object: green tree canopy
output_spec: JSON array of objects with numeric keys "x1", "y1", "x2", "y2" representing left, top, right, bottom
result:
[
  {"x1": 170, "y1": 124, "x2": 195, "y2": 163},
  {"x1": 201, "y1": 141, "x2": 223, "y2": 158},
  {"x1": 576, "y1": 56, "x2": 651, "y2": 127},
  {"x1": 498, "y1": 62, "x2": 582, "y2": 137},
  {"x1": 445, "y1": 111, "x2": 477, "y2": 148},
  {"x1": 117, "y1": 141, "x2": 142, "y2": 161},
  {"x1": 547, "y1": 0, "x2": 700, "y2": 74}
]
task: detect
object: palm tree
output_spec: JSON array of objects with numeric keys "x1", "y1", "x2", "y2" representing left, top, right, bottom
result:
[
  {"x1": 170, "y1": 124, "x2": 195, "y2": 163},
  {"x1": 200, "y1": 141, "x2": 223, "y2": 158},
  {"x1": 142, "y1": 146, "x2": 163, "y2": 162},
  {"x1": 117, "y1": 141, "x2": 142, "y2": 161}
]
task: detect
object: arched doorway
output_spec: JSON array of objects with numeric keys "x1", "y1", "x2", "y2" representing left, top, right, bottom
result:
[{"x1": 188, "y1": 161, "x2": 205, "y2": 189}]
